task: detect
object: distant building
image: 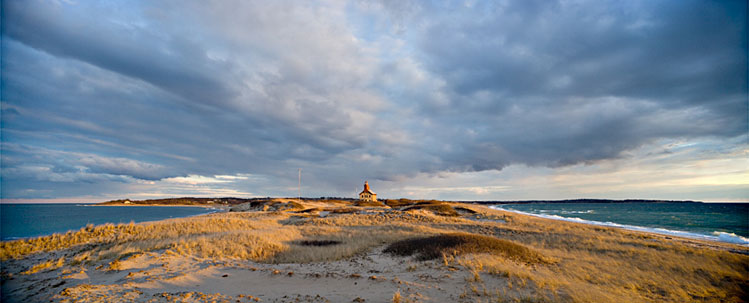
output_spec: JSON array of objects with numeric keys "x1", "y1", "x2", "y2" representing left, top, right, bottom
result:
[{"x1": 359, "y1": 181, "x2": 377, "y2": 202}]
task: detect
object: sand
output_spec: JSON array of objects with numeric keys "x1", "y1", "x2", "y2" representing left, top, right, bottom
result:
[
  {"x1": 2, "y1": 245, "x2": 494, "y2": 302},
  {"x1": 1, "y1": 200, "x2": 747, "y2": 302}
]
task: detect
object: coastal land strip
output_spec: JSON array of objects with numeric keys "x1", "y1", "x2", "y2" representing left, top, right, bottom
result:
[
  {"x1": 97, "y1": 197, "x2": 702, "y2": 207},
  {"x1": 1, "y1": 198, "x2": 747, "y2": 302}
]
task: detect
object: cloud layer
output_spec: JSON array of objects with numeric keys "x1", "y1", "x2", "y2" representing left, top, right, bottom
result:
[{"x1": 1, "y1": 0, "x2": 746, "y2": 201}]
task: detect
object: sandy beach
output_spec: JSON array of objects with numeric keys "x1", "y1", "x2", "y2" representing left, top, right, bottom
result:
[{"x1": 1, "y1": 199, "x2": 747, "y2": 302}]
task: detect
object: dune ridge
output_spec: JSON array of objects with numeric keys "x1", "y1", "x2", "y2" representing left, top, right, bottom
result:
[{"x1": 1, "y1": 199, "x2": 747, "y2": 302}]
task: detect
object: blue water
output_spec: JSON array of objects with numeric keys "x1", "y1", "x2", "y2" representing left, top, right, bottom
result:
[
  {"x1": 492, "y1": 202, "x2": 749, "y2": 245},
  {"x1": 1, "y1": 204, "x2": 218, "y2": 240}
]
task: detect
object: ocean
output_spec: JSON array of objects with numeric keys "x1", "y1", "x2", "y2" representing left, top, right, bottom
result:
[
  {"x1": 0, "y1": 203, "x2": 219, "y2": 240},
  {"x1": 491, "y1": 202, "x2": 749, "y2": 245}
]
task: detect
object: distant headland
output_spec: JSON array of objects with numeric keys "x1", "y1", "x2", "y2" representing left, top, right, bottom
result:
[{"x1": 97, "y1": 197, "x2": 702, "y2": 206}]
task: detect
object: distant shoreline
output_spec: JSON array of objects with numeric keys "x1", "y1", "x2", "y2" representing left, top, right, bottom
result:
[
  {"x1": 93, "y1": 197, "x2": 707, "y2": 207},
  {"x1": 93, "y1": 203, "x2": 226, "y2": 209},
  {"x1": 465, "y1": 198, "x2": 704, "y2": 204}
]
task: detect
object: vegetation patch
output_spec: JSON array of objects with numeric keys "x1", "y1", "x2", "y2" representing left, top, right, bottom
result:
[
  {"x1": 402, "y1": 203, "x2": 459, "y2": 216},
  {"x1": 293, "y1": 207, "x2": 359, "y2": 215},
  {"x1": 383, "y1": 199, "x2": 416, "y2": 208},
  {"x1": 454, "y1": 206, "x2": 478, "y2": 214},
  {"x1": 21, "y1": 257, "x2": 65, "y2": 275},
  {"x1": 295, "y1": 208, "x2": 320, "y2": 213},
  {"x1": 285, "y1": 201, "x2": 305, "y2": 210},
  {"x1": 354, "y1": 200, "x2": 387, "y2": 207},
  {"x1": 327, "y1": 208, "x2": 359, "y2": 214},
  {"x1": 384, "y1": 233, "x2": 546, "y2": 264},
  {"x1": 294, "y1": 240, "x2": 342, "y2": 247},
  {"x1": 241, "y1": 201, "x2": 304, "y2": 212}
]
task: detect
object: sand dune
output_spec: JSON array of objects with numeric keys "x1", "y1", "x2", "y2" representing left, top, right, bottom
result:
[{"x1": 1, "y1": 199, "x2": 747, "y2": 302}]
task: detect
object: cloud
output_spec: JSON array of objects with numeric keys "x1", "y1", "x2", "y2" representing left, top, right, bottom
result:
[
  {"x1": 371, "y1": 0, "x2": 746, "y2": 172},
  {"x1": 2, "y1": 1, "x2": 235, "y2": 106},
  {"x1": 1, "y1": 0, "x2": 746, "y2": 201},
  {"x1": 1, "y1": 144, "x2": 174, "y2": 181},
  {"x1": 77, "y1": 154, "x2": 171, "y2": 181}
]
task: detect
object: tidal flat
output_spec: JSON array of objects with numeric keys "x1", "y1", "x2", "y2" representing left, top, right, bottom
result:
[{"x1": 1, "y1": 199, "x2": 747, "y2": 302}]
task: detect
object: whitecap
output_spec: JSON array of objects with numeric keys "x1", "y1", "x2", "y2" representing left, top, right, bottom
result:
[
  {"x1": 713, "y1": 232, "x2": 749, "y2": 245},
  {"x1": 559, "y1": 210, "x2": 595, "y2": 214}
]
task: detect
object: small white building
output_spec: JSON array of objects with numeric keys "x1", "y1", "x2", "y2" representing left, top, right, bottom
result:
[{"x1": 358, "y1": 181, "x2": 377, "y2": 202}]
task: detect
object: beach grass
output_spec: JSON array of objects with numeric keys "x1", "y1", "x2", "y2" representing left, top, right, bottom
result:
[
  {"x1": 384, "y1": 232, "x2": 548, "y2": 263},
  {"x1": 1, "y1": 199, "x2": 747, "y2": 302}
]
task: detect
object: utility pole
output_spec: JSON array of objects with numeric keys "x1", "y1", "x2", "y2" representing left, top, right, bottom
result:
[{"x1": 298, "y1": 168, "x2": 302, "y2": 200}]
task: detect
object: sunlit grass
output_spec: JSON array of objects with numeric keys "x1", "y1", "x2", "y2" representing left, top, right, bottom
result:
[
  {"x1": 21, "y1": 257, "x2": 65, "y2": 275},
  {"x1": 1, "y1": 199, "x2": 747, "y2": 302}
]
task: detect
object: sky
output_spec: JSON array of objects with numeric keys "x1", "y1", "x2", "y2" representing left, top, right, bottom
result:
[{"x1": 1, "y1": 0, "x2": 747, "y2": 203}]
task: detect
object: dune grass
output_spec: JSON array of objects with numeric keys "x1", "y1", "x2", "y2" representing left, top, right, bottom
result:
[
  {"x1": 401, "y1": 202, "x2": 460, "y2": 216},
  {"x1": 384, "y1": 232, "x2": 547, "y2": 263},
  {"x1": 1, "y1": 199, "x2": 747, "y2": 302},
  {"x1": 354, "y1": 200, "x2": 387, "y2": 207},
  {"x1": 295, "y1": 240, "x2": 342, "y2": 246},
  {"x1": 383, "y1": 199, "x2": 416, "y2": 208},
  {"x1": 21, "y1": 257, "x2": 65, "y2": 275}
]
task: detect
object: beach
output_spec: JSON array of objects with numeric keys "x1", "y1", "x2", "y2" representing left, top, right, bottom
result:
[{"x1": 1, "y1": 199, "x2": 747, "y2": 302}]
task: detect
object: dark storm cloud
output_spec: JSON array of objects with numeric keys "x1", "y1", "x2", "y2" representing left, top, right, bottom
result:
[
  {"x1": 0, "y1": 0, "x2": 745, "y2": 199},
  {"x1": 390, "y1": 0, "x2": 747, "y2": 172},
  {"x1": 2, "y1": 1, "x2": 235, "y2": 106},
  {"x1": 416, "y1": 1, "x2": 745, "y2": 104}
]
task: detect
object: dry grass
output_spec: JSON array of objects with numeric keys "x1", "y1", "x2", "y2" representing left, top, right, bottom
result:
[
  {"x1": 453, "y1": 206, "x2": 478, "y2": 214},
  {"x1": 384, "y1": 233, "x2": 547, "y2": 263},
  {"x1": 231, "y1": 200, "x2": 305, "y2": 212},
  {"x1": 0, "y1": 206, "x2": 446, "y2": 266},
  {"x1": 21, "y1": 257, "x2": 65, "y2": 275},
  {"x1": 0, "y1": 213, "x2": 295, "y2": 263},
  {"x1": 401, "y1": 203, "x2": 460, "y2": 216},
  {"x1": 383, "y1": 199, "x2": 416, "y2": 208},
  {"x1": 354, "y1": 200, "x2": 387, "y2": 207},
  {"x1": 2, "y1": 199, "x2": 748, "y2": 302},
  {"x1": 294, "y1": 240, "x2": 342, "y2": 246},
  {"x1": 450, "y1": 207, "x2": 749, "y2": 302},
  {"x1": 392, "y1": 290, "x2": 402, "y2": 303}
]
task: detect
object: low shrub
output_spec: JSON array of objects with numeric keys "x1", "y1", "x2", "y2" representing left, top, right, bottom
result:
[
  {"x1": 402, "y1": 203, "x2": 459, "y2": 216},
  {"x1": 454, "y1": 206, "x2": 478, "y2": 214},
  {"x1": 383, "y1": 199, "x2": 415, "y2": 208},
  {"x1": 328, "y1": 208, "x2": 359, "y2": 214},
  {"x1": 384, "y1": 232, "x2": 546, "y2": 264},
  {"x1": 295, "y1": 208, "x2": 320, "y2": 213},
  {"x1": 354, "y1": 200, "x2": 387, "y2": 207},
  {"x1": 294, "y1": 240, "x2": 342, "y2": 246}
]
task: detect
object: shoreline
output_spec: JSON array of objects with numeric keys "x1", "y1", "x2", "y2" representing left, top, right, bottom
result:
[
  {"x1": 493, "y1": 208, "x2": 749, "y2": 257},
  {"x1": 490, "y1": 205, "x2": 749, "y2": 247}
]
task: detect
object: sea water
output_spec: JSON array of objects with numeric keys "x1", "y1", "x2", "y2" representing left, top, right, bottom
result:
[
  {"x1": 491, "y1": 202, "x2": 749, "y2": 245},
  {"x1": 0, "y1": 203, "x2": 219, "y2": 240}
]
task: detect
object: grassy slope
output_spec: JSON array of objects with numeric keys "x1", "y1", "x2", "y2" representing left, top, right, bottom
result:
[{"x1": 1, "y1": 199, "x2": 747, "y2": 302}]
